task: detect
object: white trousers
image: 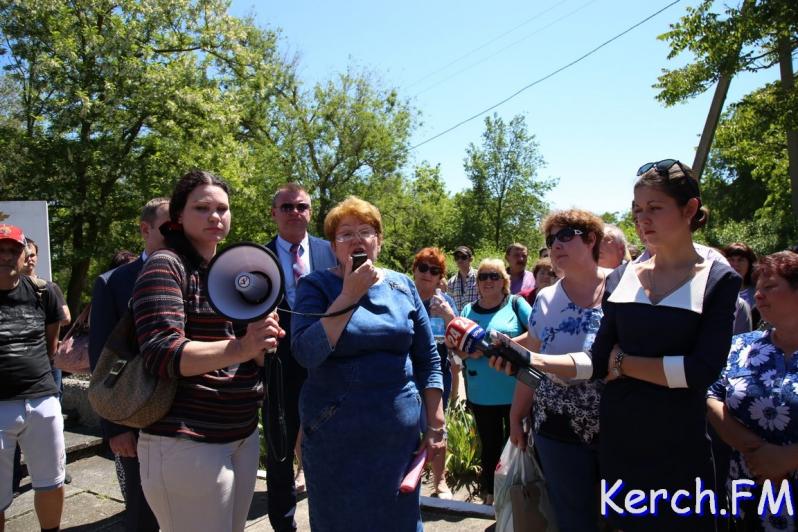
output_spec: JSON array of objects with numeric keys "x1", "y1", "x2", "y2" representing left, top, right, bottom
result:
[
  {"x1": 138, "y1": 429, "x2": 260, "y2": 532},
  {"x1": 0, "y1": 395, "x2": 65, "y2": 512}
]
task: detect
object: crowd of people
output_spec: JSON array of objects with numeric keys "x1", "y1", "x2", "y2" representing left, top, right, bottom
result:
[{"x1": 1, "y1": 158, "x2": 796, "y2": 532}]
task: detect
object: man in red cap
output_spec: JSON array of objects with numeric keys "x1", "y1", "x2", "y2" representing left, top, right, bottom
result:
[{"x1": 0, "y1": 224, "x2": 67, "y2": 532}]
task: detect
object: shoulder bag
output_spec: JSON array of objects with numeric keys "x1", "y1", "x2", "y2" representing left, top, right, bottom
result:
[{"x1": 88, "y1": 251, "x2": 186, "y2": 428}]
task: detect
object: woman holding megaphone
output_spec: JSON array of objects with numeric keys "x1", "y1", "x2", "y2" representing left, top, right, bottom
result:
[
  {"x1": 131, "y1": 170, "x2": 284, "y2": 532},
  {"x1": 291, "y1": 196, "x2": 445, "y2": 532}
]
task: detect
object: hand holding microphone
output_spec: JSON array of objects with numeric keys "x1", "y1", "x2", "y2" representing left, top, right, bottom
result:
[
  {"x1": 444, "y1": 317, "x2": 546, "y2": 390},
  {"x1": 341, "y1": 253, "x2": 378, "y2": 304}
]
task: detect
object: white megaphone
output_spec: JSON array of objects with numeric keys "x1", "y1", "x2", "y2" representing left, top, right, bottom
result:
[{"x1": 206, "y1": 242, "x2": 286, "y2": 322}]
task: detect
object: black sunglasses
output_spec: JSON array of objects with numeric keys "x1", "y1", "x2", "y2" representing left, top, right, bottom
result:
[
  {"x1": 416, "y1": 263, "x2": 443, "y2": 276},
  {"x1": 279, "y1": 202, "x2": 310, "y2": 213},
  {"x1": 453, "y1": 253, "x2": 470, "y2": 260},
  {"x1": 477, "y1": 272, "x2": 501, "y2": 281},
  {"x1": 637, "y1": 159, "x2": 688, "y2": 177},
  {"x1": 545, "y1": 227, "x2": 584, "y2": 248}
]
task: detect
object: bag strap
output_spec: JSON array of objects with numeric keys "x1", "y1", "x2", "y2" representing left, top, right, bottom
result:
[
  {"x1": 511, "y1": 295, "x2": 528, "y2": 332},
  {"x1": 61, "y1": 304, "x2": 91, "y2": 340},
  {"x1": 26, "y1": 276, "x2": 49, "y2": 310},
  {"x1": 128, "y1": 250, "x2": 190, "y2": 311}
]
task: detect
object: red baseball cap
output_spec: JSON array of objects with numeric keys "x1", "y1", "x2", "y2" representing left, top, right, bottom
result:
[{"x1": 0, "y1": 224, "x2": 26, "y2": 246}]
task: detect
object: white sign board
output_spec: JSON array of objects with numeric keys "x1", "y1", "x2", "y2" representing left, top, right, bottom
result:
[{"x1": 0, "y1": 201, "x2": 53, "y2": 281}]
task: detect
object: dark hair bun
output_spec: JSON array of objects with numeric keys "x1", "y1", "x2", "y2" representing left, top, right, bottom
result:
[{"x1": 691, "y1": 205, "x2": 709, "y2": 232}]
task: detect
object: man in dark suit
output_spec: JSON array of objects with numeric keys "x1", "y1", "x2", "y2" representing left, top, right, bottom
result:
[
  {"x1": 88, "y1": 197, "x2": 169, "y2": 532},
  {"x1": 265, "y1": 183, "x2": 336, "y2": 532}
]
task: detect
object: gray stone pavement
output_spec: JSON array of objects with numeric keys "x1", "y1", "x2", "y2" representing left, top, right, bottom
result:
[{"x1": 5, "y1": 451, "x2": 495, "y2": 531}]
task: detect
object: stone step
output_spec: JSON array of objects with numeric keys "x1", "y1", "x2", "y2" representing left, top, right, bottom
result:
[
  {"x1": 6, "y1": 453, "x2": 495, "y2": 532},
  {"x1": 17, "y1": 426, "x2": 103, "y2": 474}
]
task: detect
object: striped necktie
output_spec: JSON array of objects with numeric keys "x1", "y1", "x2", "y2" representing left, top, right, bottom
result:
[{"x1": 290, "y1": 243, "x2": 305, "y2": 281}]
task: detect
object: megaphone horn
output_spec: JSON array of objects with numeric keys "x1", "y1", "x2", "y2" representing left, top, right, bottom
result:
[{"x1": 207, "y1": 242, "x2": 285, "y2": 322}]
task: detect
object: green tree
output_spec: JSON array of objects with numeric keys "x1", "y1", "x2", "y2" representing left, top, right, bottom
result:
[
  {"x1": 462, "y1": 113, "x2": 553, "y2": 250},
  {"x1": 269, "y1": 68, "x2": 416, "y2": 235},
  {"x1": 360, "y1": 162, "x2": 457, "y2": 271},
  {"x1": 656, "y1": 0, "x2": 798, "y2": 219},
  {"x1": 700, "y1": 84, "x2": 798, "y2": 252},
  {"x1": 0, "y1": 0, "x2": 290, "y2": 312}
]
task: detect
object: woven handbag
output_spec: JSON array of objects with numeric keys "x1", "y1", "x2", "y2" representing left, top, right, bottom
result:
[
  {"x1": 88, "y1": 309, "x2": 178, "y2": 428},
  {"x1": 88, "y1": 250, "x2": 185, "y2": 428},
  {"x1": 54, "y1": 304, "x2": 91, "y2": 374}
]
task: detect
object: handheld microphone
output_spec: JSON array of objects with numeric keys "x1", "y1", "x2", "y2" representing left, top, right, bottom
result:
[{"x1": 444, "y1": 316, "x2": 546, "y2": 390}]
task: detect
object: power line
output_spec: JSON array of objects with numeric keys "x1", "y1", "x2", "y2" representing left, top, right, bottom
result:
[
  {"x1": 410, "y1": 0, "x2": 681, "y2": 151},
  {"x1": 413, "y1": 0, "x2": 598, "y2": 98},
  {"x1": 406, "y1": 0, "x2": 569, "y2": 89}
]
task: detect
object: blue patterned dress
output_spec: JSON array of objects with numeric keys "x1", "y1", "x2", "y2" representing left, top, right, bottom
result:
[
  {"x1": 530, "y1": 280, "x2": 604, "y2": 446},
  {"x1": 708, "y1": 330, "x2": 798, "y2": 531},
  {"x1": 528, "y1": 279, "x2": 604, "y2": 531}
]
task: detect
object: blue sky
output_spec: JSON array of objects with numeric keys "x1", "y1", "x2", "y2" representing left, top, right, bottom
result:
[{"x1": 231, "y1": 0, "x2": 779, "y2": 216}]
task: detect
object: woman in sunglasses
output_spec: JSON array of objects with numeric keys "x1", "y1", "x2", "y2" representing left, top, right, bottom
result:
[
  {"x1": 506, "y1": 209, "x2": 608, "y2": 531},
  {"x1": 291, "y1": 197, "x2": 445, "y2": 531},
  {"x1": 494, "y1": 160, "x2": 740, "y2": 531},
  {"x1": 412, "y1": 247, "x2": 457, "y2": 499},
  {"x1": 457, "y1": 259, "x2": 532, "y2": 504}
]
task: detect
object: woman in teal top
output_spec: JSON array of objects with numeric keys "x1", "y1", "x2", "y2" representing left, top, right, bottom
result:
[{"x1": 458, "y1": 258, "x2": 531, "y2": 504}]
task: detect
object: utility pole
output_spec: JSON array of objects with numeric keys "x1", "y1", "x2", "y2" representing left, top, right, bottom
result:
[
  {"x1": 778, "y1": 34, "x2": 798, "y2": 220},
  {"x1": 692, "y1": 74, "x2": 733, "y2": 181}
]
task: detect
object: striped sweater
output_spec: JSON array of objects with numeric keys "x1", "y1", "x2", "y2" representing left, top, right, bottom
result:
[{"x1": 132, "y1": 250, "x2": 263, "y2": 443}]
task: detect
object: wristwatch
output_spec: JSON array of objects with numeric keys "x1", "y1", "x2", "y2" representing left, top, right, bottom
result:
[{"x1": 611, "y1": 349, "x2": 626, "y2": 378}]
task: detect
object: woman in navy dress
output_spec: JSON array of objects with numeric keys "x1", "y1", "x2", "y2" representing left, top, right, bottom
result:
[
  {"x1": 498, "y1": 160, "x2": 740, "y2": 530},
  {"x1": 291, "y1": 196, "x2": 445, "y2": 532}
]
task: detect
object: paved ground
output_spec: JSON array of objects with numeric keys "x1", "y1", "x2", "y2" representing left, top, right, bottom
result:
[{"x1": 4, "y1": 431, "x2": 495, "y2": 531}]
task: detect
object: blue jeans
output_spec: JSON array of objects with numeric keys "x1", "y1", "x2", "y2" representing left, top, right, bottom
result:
[{"x1": 533, "y1": 433, "x2": 601, "y2": 532}]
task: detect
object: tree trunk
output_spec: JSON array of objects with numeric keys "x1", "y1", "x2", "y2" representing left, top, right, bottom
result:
[
  {"x1": 66, "y1": 257, "x2": 91, "y2": 319},
  {"x1": 778, "y1": 35, "x2": 798, "y2": 220}
]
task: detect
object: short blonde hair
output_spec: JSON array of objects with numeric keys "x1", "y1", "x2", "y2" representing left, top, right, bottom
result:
[
  {"x1": 324, "y1": 196, "x2": 383, "y2": 241},
  {"x1": 476, "y1": 258, "x2": 511, "y2": 296}
]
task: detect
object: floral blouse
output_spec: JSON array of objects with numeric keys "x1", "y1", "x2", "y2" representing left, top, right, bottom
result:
[
  {"x1": 708, "y1": 330, "x2": 798, "y2": 531},
  {"x1": 529, "y1": 281, "x2": 604, "y2": 445}
]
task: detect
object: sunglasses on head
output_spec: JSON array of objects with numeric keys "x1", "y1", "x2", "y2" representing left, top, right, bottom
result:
[
  {"x1": 279, "y1": 202, "x2": 310, "y2": 213},
  {"x1": 545, "y1": 227, "x2": 584, "y2": 248},
  {"x1": 416, "y1": 263, "x2": 443, "y2": 276},
  {"x1": 636, "y1": 159, "x2": 689, "y2": 177},
  {"x1": 477, "y1": 272, "x2": 501, "y2": 281}
]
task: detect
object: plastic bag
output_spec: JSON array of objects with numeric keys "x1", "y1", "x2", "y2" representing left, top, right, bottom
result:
[
  {"x1": 494, "y1": 436, "x2": 558, "y2": 532},
  {"x1": 494, "y1": 438, "x2": 532, "y2": 532}
]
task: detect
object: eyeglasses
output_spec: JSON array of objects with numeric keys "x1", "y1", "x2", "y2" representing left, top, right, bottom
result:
[
  {"x1": 454, "y1": 253, "x2": 470, "y2": 261},
  {"x1": 545, "y1": 227, "x2": 584, "y2": 248},
  {"x1": 636, "y1": 159, "x2": 688, "y2": 177},
  {"x1": 416, "y1": 263, "x2": 443, "y2": 276},
  {"x1": 477, "y1": 272, "x2": 501, "y2": 281},
  {"x1": 334, "y1": 228, "x2": 377, "y2": 243},
  {"x1": 279, "y1": 202, "x2": 310, "y2": 213}
]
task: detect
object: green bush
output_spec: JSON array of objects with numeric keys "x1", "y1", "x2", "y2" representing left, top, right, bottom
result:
[{"x1": 443, "y1": 399, "x2": 481, "y2": 494}]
